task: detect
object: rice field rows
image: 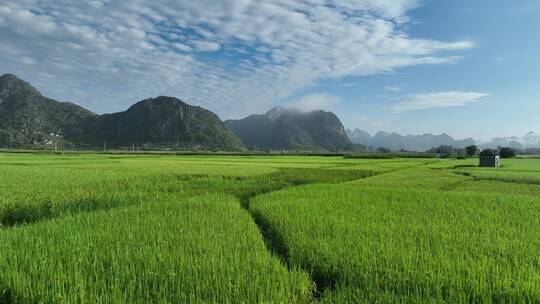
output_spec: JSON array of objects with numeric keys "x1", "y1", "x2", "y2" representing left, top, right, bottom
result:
[
  {"x1": 1, "y1": 195, "x2": 312, "y2": 303},
  {"x1": 1, "y1": 152, "x2": 539, "y2": 303},
  {"x1": 250, "y1": 185, "x2": 540, "y2": 303}
]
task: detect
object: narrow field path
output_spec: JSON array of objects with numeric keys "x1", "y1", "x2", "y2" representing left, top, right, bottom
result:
[
  {"x1": 235, "y1": 162, "x2": 471, "y2": 300},
  {"x1": 235, "y1": 167, "x2": 379, "y2": 300}
]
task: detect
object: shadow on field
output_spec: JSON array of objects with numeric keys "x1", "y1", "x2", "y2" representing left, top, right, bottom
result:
[
  {"x1": 1, "y1": 285, "x2": 27, "y2": 304},
  {"x1": 0, "y1": 196, "x2": 137, "y2": 228},
  {"x1": 249, "y1": 209, "x2": 341, "y2": 300}
]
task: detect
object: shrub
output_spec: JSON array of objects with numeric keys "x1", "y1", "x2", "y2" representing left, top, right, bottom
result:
[
  {"x1": 465, "y1": 145, "x2": 478, "y2": 157},
  {"x1": 480, "y1": 149, "x2": 498, "y2": 157},
  {"x1": 499, "y1": 147, "x2": 516, "y2": 158}
]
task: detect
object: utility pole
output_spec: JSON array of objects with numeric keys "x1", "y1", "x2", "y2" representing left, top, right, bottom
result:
[
  {"x1": 132, "y1": 144, "x2": 135, "y2": 153},
  {"x1": 103, "y1": 142, "x2": 106, "y2": 153},
  {"x1": 54, "y1": 142, "x2": 58, "y2": 152}
]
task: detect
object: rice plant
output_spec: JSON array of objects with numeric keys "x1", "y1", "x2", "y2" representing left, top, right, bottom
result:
[
  {"x1": 0, "y1": 194, "x2": 312, "y2": 303},
  {"x1": 250, "y1": 185, "x2": 540, "y2": 302},
  {"x1": 2, "y1": 152, "x2": 540, "y2": 303}
]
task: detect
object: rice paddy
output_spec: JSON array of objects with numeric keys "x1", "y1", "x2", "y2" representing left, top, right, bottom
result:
[{"x1": 1, "y1": 152, "x2": 539, "y2": 303}]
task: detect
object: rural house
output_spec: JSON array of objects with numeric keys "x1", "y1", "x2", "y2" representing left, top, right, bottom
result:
[{"x1": 479, "y1": 155, "x2": 500, "y2": 167}]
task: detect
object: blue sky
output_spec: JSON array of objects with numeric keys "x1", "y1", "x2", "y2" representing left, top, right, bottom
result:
[
  {"x1": 330, "y1": 0, "x2": 540, "y2": 141},
  {"x1": 1, "y1": 0, "x2": 538, "y2": 141}
]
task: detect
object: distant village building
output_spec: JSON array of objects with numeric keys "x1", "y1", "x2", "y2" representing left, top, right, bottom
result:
[{"x1": 479, "y1": 155, "x2": 500, "y2": 167}]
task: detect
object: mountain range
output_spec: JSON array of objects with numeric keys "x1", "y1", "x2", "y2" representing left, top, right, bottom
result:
[
  {"x1": 225, "y1": 107, "x2": 351, "y2": 151},
  {"x1": 347, "y1": 129, "x2": 475, "y2": 152},
  {"x1": 0, "y1": 74, "x2": 243, "y2": 150},
  {"x1": 479, "y1": 132, "x2": 540, "y2": 150},
  {"x1": 3, "y1": 73, "x2": 536, "y2": 152},
  {"x1": 0, "y1": 74, "x2": 351, "y2": 151}
]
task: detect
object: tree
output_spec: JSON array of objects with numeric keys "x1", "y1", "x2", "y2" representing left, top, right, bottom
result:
[
  {"x1": 465, "y1": 145, "x2": 478, "y2": 157},
  {"x1": 377, "y1": 147, "x2": 391, "y2": 153},
  {"x1": 0, "y1": 129, "x2": 23, "y2": 148},
  {"x1": 434, "y1": 145, "x2": 453, "y2": 156},
  {"x1": 499, "y1": 147, "x2": 516, "y2": 158},
  {"x1": 455, "y1": 149, "x2": 467, "y2": 159},
  {"x1": 0, "y1": 129, "x2": 14, "y2": 148},
  {"x1": 479, "y1": 149, "x2": 498, "y2": 157}
]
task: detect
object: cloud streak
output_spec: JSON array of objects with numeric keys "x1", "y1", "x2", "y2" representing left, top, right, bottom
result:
[
  {"x1": 289, "y1": 93, "x2": 341, "y2": 112},
  {"x1": 384, "y1": 86, "x2": 402, "y2": 92},
  {"x1": 192, "y1": 41, "x2": 221, "y2": 52},
  {"x1": 392, "y1": 91, "x2": 491, "y2": 113},
  {"x1": 0, "y1": 0, "x2": 474, "y2": 118}
]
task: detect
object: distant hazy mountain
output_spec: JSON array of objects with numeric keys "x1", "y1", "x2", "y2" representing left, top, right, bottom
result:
[
  {"x1": 346, "y1": 128, "x2": 475, "y2": 152},
  {"x1": 523, "y1": 132, "x2": 540, "y2": 146},
  {"x1": 0, "y1": 74, "x2": 244, "y2": 150},
  {"x1": 347, "y1": 127, "x2": 540, "y2": 151},
  {"x1": 0, "y1": 74, "x2": 96, "y2": 146},
  {"x1": 346, "y1": 129, "x2": 372, "y2": 146},
  {"x1": 225, "y1": 107, "x2": 351, "y2": 150},
  {"x1": 480, "y1": 132, "x2": 540, "y2": 149}
]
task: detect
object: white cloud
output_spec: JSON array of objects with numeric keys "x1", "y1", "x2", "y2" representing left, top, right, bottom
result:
[
  {"x1": 172, "y1": 42, "x2": 192, "y2": 52},
  {"x1": 0, "y1": 0, "x2": 474, "y2": 118},
  {"x1": 384, "y1": 86, "x2": 402, "y2": 92},
  {"x1": 392, "y1": 91, "x2": 491, "y2": 113},
  {"x1": 21, "y1": 57, "x2": 35, "y2": 65},
  {"x1": 289, "y1": 93, "x2": 341, "y2": 111},
  {"x1": 192, "y1": 40, "x2": 221, "y2": 52}
]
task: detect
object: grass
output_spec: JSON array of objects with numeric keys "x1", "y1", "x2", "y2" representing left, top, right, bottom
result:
[
  {"x1": 0, "y1": 195, "x2": 312, "y2": 303},
  {"x1": 0, "y1": 164, "x2": 373, "y2": 227},
  {"x1": 250, "y1": 185, "x2": 540, "y2": 303},
  {"x1": 452, "y1": 180, "x2": 540, "y2": 196},
  {"x1": 454, "y1": 158, "x2": 540, "y2": 184},
  {"x1": 348, "y1": 167, "x2": 472, "y2": 191},
  {"x1": 344, "y1": 153, "x2": 437, "y2": 159},
  {"x1": 1, "y1": 152, "x2": 540, "y2": 303}
]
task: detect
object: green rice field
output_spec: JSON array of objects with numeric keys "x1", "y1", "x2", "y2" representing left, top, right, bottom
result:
[{"x1": 1, "y1": 152, "x2": 539, "y2": 303}]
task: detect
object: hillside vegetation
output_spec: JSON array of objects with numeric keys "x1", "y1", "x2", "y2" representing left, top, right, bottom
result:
[
  {"x1": 74, "y1": 96, "x2": 244, "y2": 150},
  {"x1": 0, "y1": 74, "x2": 244, "y2": 151},
  {"x1": 0, "y1": 74, "x2": 95, "y2": 147}
]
